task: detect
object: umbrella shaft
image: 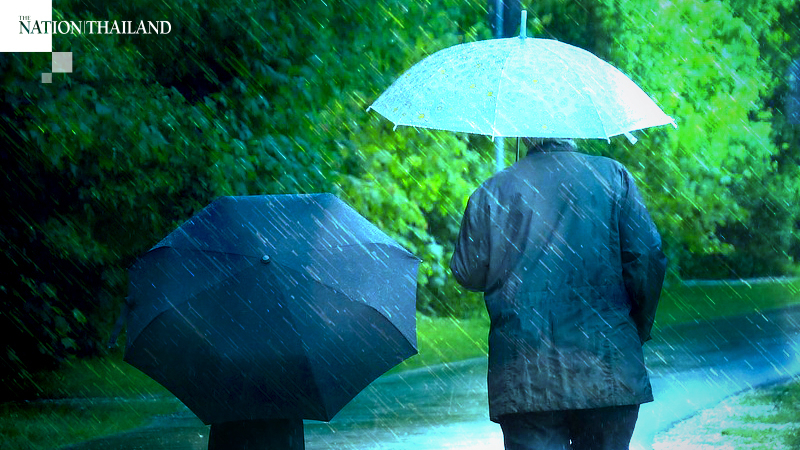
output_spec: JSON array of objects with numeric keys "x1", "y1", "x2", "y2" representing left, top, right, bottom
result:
[{"x1": 495, "y1": 137, "x2": 504, "y2": 172}]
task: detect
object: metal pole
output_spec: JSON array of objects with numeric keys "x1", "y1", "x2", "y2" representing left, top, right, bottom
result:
[
  {"x1": 494, "y1": 0, "x2": 505, "y2": 172},
  {"x1": 788, "y1": 58, "x2": 800, "y2": 125},
  {"x1": 495, "y1": 0, "x2": 504, "y2": 34}
]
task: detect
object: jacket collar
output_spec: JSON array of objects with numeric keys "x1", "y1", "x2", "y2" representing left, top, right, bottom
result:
[{"x1": 525, "y1": 139, "x2": 577, "y2": 156}]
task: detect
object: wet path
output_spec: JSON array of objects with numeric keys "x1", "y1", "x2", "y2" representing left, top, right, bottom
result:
[{"x1": 64, "y1": 305, "x2": 800, "y2": 450}]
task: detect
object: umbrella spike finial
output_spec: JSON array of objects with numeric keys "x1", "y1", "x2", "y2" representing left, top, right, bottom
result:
[{"x1": 520, "y1": 10, "x2": 527, "y2": 39}]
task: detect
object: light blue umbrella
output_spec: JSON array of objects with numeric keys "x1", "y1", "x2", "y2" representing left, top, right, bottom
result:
[{"x1": 370, "y1": 11, "x2": 676, "y2": 144}]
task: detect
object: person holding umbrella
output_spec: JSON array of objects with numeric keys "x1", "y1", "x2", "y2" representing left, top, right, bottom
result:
[
  {"x1": 450, "y1": 137, "x2": 667, "y2": 450},
  {"x1": 369, "y1": 10, "x2": 674, "y2": 448}
]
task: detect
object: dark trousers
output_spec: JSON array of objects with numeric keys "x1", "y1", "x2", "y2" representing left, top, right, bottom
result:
[
  {"x1": 208, "y1": 419, "x2": 304, "y2": 450},
  {"x1": 498, "y1": 405, "x2": 640, "y2": 450}
]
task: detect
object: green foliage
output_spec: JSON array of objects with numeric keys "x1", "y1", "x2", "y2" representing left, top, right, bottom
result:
[
  {"x1": 588, "y1": 0, "x2": 797, "y2": 277},
  {"x1": 340, "y1": 127, "x2": 492, "y2": 315},
  {"x1": 526, "y1": 0, "x2": 800, "y2": 278},
  {"x1": 522, "y1": 0, "x2": 610, "y2": 52},
  {"x1": 714, "y1": 0, "x2": 800, "y2": 278}
]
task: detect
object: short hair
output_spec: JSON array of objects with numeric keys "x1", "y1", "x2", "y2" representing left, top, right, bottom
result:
[{"x1": 522, "y1": 138, "x2": 578, "y2": 154}]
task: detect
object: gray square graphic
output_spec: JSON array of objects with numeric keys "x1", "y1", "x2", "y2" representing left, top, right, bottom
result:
[
  {"x1": 52, "y1": 52, "x2": 73, "y2": 73},
  {"x1": 41, "y1": 72, "x2": 52, "y2": 83}
]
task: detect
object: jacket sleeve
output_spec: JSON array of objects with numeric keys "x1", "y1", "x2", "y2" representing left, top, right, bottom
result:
[
  {"x1": 618, "y1": 168, "x2": 667, "y2": 343},
  {"x1": 450, "y1": 187, "x2": 491, "y2": 292}
]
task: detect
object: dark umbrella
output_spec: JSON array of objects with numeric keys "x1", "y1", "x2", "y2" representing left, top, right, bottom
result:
[{"x1": 123, "y1": 193, "x2": 419, "y2": 427}]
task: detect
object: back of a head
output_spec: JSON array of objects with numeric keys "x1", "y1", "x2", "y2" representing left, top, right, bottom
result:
[{"x1": 522, "y1": 138, "x2": 578, "y2": 154}]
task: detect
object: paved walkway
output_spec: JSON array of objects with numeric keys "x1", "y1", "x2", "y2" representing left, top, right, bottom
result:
[{"x1": 64, "y1": 305, "x2": 800, "y2": 450}]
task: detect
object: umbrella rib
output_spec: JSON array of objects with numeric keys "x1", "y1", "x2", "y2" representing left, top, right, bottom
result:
[
  {"x1": 320, "y1": 241, "x2": 414, "y2": 258},
  {"x1": 273, "y1": 245, "x2": 413, "y2": 326},
  {"x1": 144, "y1": 243, "x2": 412, "y2": 314},
  {"x1": 493, "y1": 38, "x2": 517, "y2": 138},
  {"x1": 273, "y1": 259, "x2": 365, "y2": 308},
  {"x1": 126, "y1": 259, "x2": 256, "y2": 347},
  {"x1": 273, "y1": 262, "x2": 385, "y2": 417},
  {"x1": 153, "y1": 245, "x2": 264, "y2": 261},
  {"x1": 159, "y1": 241, "x2": 412, "y2": 259},
  {"x1": 391, "y1": 43, "x2": 468, "y2": 130},
  {"x1": 538, "y1": 42, "x2": 610, "y2": 139}
]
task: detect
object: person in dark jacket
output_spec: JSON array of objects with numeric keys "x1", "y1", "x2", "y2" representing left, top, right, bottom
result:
[{"x1": 450, "y1": 138, "x2": 667, "y2": 450}]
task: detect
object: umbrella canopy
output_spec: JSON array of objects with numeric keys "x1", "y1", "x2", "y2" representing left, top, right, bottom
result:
[
  {"x1": 369, "y1": 11, "x2": 675, "y2": 140},
  {"x1": 124, "y1": 194, "x2": 419, "y2": 424}
]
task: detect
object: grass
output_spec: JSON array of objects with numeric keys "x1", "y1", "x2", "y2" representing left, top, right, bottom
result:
[
  {"x1": 653, "y1": 277, "x2": 800, "y2": 329},
  {"x1": 655, "y1": 377, "x2": 800, "y2": 449},
  {"x1": 26, "y1": 351, "x2": 173, "y2": 400},
  {"x1": 390, "y1": 311, "x2": 490, "y2": 373},
  {"x1": 2, "y1": 277, "x2": 800, "y2": 449},
  {"x1": 0, "y1": 353, "x2": 183, "y2": 450},
  {"x1": 0, "y1": 399, "x2": 181, "y2": 450},
  {"x1": 719, "y1": 378, "x2": 800, "y2": 449}
]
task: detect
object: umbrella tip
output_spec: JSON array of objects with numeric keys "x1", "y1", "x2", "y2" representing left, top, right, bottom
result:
[
  {"x1": 520, "y1": 10, "x2": 527, "y2": 39},
  {"x1": 261, "y1": 255, "x2": 271, "y2": 264}
]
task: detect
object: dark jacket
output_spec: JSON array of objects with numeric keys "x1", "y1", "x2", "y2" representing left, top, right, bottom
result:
[{"x1": 450, "y1": 144, "x2": 666, "y2": 421}]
